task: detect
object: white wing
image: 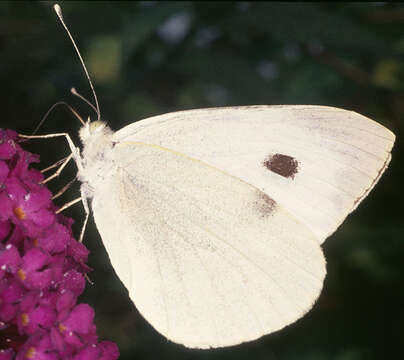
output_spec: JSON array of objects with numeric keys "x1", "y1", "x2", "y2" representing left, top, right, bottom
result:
[
  {"x1": 91, "y1": 142, "x2": 325, "y2": 348},
  {"x1": 113, "y1": 105, "x2": 395, "y2": 243}
]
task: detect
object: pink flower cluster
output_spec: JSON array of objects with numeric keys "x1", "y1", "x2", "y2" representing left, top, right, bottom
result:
[{"x1": 0, "y1": 130, "x2": 119, "y2": 360}]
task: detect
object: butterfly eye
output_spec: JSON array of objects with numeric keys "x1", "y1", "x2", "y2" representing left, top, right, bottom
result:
[{"x1": 89, "y1": 121, "x2": 105, "y2": 133}]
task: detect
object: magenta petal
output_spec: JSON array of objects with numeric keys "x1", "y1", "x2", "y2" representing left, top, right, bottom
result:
[
  {"x1": 0, "y1": 244, "x2": 22, "y2": 277},
  {"x1": 81, "y1": 324, "x2": 97, "y2": 344},
  {"x1": 22, "y1": 248, "x2": 50, "y2": 273},
  {"x1": 28, "y1": 209, "x2": 55, "y2": 229},
  {"x1": 47, "y1": 259, "x2": 63, "y2": 286},
  {"x1": 30, "y1": 306, "x2": 56, "y2": 330},
  {"x1": 62, "y1": 330, "x2": 84, "y2": 348},
  {"x1": 24, "y1": 168, "x2": 44, "y2": 185},
  {"x1": 36, "y1": 291, "x2": 58, "y2": 309},
  {"x1": 49, "y1": 327, "x2": 65, "y2": 354},
  {"x1": 8, "y1": 225, "x2": 24, "y2": 248},
  {"x1": 0, "y1": 193, "x2": 13, "y2": 222},
  {"x1": 21, "y1": 305, "x2": 56, "y2": 335},
  {"x1": 62, "y1": 304, "x2": 94, "y2": 335},
  {"x1": 49, "y1": 327, "x2": 63, "y2": 352},
  {"x1": 25, "y1": 268, "x2": 53, "y2": 290},
  {"x1": 0, "y1": 161, "x2": 9, "y2": 184},
  {"x1": 19, "y1": 291, "x2": 38, "y2": 313},
  {"x1": 20, "y1": 249, "x2": 53, "y2": 289},
  {"x1": 57, "y1": 215, "x2": 74, "y2": 234},
  {"x1": 0, "y1": 302, "x2": 17, "y2": 322},
  {"x1": 4, "y1": 177, "x2": 25, "y2": 202},
  {"x1": 0, "y1": 141, "x2": 16, "y2": 160},
  {"x1": 98, "y1": 341, "x2": 120, "y2": 360},
  {"x1": 58, "y1": 270, "x2": 85, "y2": 296},
  {"x1": 1, "y1": 280, "x2": 24, "y2": 303},
  {"x1": 56, "y1": 290, "x2": 76, "y2": 313},
  {"x1": 0, "y1": 221, "x2": 11, "y2": 242},
  {"x1": 0, "y1": 129, "x2": 18, "y2": 140},
  {"x1": 18, "y1": 221, "x2": 41, "y2": 239},
  {"x1": 0, "y1": 348, "x2": 14, "y2": 360},
  {"x1": 0, "y1": 302, "x2": 18, "y2": 323},
  {"x1": 23, "y1": 188, "x2": 52, "y2": 213},
  {"x1": 0, "y1": 280, "x2": 24, "y2": 321},
  {"x1": 72, "y1": 344, "x2": 99, "y2": 360},
  {"x1": 16, "y1": 333, "x2": 58, "y2": 360},
  {"x1": 67, "y1": 239, "x2": 89, "y2": 264},
  {"x1": 10, "y1": 151, "x2": 40, "y2": 180},
  {"x1": 37, "y1": 223, "x2": 69, "y2": 254}
]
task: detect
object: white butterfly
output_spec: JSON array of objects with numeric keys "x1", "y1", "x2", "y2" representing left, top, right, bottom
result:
[
  {"x1": 49, "y1": 4, "x2": 395, "y2": 349},
  {"x1": 78, "y1": 106, "x2": 394, "y2": 348}
]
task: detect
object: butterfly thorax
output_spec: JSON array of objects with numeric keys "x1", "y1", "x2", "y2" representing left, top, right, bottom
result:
[{"x1": 78, "y1": 121, "x2": 116, "y2": 199}]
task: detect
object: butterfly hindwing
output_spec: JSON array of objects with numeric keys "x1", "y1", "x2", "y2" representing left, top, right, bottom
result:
[{"x1": 91, "y1": 141, "x2": 325, "y2": 348}]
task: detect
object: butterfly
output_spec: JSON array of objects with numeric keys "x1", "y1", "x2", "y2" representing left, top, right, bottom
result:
[{"x1": 49, "y1": 4, "x2": 396, "y2": 349}]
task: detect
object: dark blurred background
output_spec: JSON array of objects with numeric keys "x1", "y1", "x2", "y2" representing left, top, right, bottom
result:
[{"x1": 1, "y1": 2, "x2": 403, "y2": 359}]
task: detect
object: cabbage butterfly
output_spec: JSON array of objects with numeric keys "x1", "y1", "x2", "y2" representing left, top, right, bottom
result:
[{"x1": 51, "y1": 4, "x2": 395, "y2": 349}]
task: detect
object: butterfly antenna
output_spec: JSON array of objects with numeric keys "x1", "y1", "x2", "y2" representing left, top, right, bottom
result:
[
  {"x1": 54, "y1": 4, "x2": 101, "y2": 122},
  {"x1": 33, "y1": 101, "x2": 86, "y2": 135},
  {"x1": 71, "y1": 87, "x2": 98, "y2": 114}
]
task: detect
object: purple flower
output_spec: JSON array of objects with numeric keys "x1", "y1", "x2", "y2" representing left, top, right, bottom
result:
[
  {"x1": 33, "y1": 223, "x2": 70, "y2": 255},
  {"x1": 16, "y1": 332, "x2": 58, "y2": 360},
  {"x1": 9, "y1": 150, "x2": 42, "y2": 186},
  {"x1": 58, "y1": 270, "x2": 85, "y2": 298},
  {"x1": 72, "y1": 341, "x2": 119, "y2": 360},
  {"x1": 1, "y1": 177, "x2": 55, "y2": 237},
  {"x1": 0, "y1": 221, "x2": 11, "y2": 243},
  {"x1": 0, "y1": 280, "x2": 24, "y2": 322},
  {"x1": 0, "y1": 161, "x2": 10, "y2": 184},
  {"x1": 0, "y1": 244, "x2": 21, "y2": 279},
  {"x1": 57, "y1": 304, "x2": 97, "y2": 348},
  {"x1": 0, "y1": 130, "x2": 18, "y2": 160},
  {"x1": 0, "y1": 348, "x2": 14, "y2": 360},
  {"x1": 17, "y1": 301, "x2": 56, "y2": 336},
  {"x1": 0, "y1": 130, "x2": 119, "y2": 359},
  {"x1": 17, "y1": 248, "x2": 55, "y2": 290},
  {"x1": 6, "y1": 226, "x2": 24, "y2": 250}
]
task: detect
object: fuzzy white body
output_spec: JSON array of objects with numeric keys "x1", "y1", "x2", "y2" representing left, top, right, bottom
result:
[{"x1": 78, "y1": 121, "x2": 115, "y2": 199}]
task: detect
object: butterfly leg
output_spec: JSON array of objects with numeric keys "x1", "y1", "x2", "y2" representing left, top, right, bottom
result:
[
  {"x1": 18, "y1": 132, "x2": 83, "y2": 172},
  {"x1": 41, "y1": 155, "x2": 71, "y2": 174},
  {"x1": 78, "y1": 187, "x2": 90, "y2": 243},
  {"x1": 55, "y1": 197, "x2": 82, "y2": 214},
  {"x1": 52, "y1": 177, "x2": 77, "y2": 200},
  {"x1": 48, "y1": 178, "x2": 89, "y2": 243},
  {"x1": 79, "y1": 211, "x2": 89, "y2": 243},
  {"x1": 55, "y1": 195, "x2": 89, "y2": 243},
  {"x1": 19, "y1": 132, "x2": 91, "y2": 243},
  {"x1": 41, "y1": 152, "x2": 74, "y2": 184}
]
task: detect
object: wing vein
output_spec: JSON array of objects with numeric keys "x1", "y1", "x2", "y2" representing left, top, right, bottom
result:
[
  {"x1": 125, "y1": 167, "x2": 323, "y2": 284},
  {"x1": 121, "y1": 168, "x2": 318, "y2": 314}
]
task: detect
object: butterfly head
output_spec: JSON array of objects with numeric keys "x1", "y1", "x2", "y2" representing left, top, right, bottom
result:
[{"x1": 79, "y1": 120, "x2": 112, "y2": 142}]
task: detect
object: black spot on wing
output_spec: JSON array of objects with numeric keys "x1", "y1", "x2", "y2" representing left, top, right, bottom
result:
[
  {"x1": 255, "y1": 191, "x2": 277, "y2": 218},
  {"x1": 263, "y1": 153, "x2": 299, "y2": 179}
]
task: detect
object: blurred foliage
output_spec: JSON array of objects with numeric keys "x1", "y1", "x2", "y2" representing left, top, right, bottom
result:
[{"x1": 1, "y1": 2, "x2": 403, "y2": 359}]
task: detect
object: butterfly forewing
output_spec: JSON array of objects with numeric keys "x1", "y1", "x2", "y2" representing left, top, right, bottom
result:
[{"x1": 113, "y1": 105, "x2": 395, "y2": 243}]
